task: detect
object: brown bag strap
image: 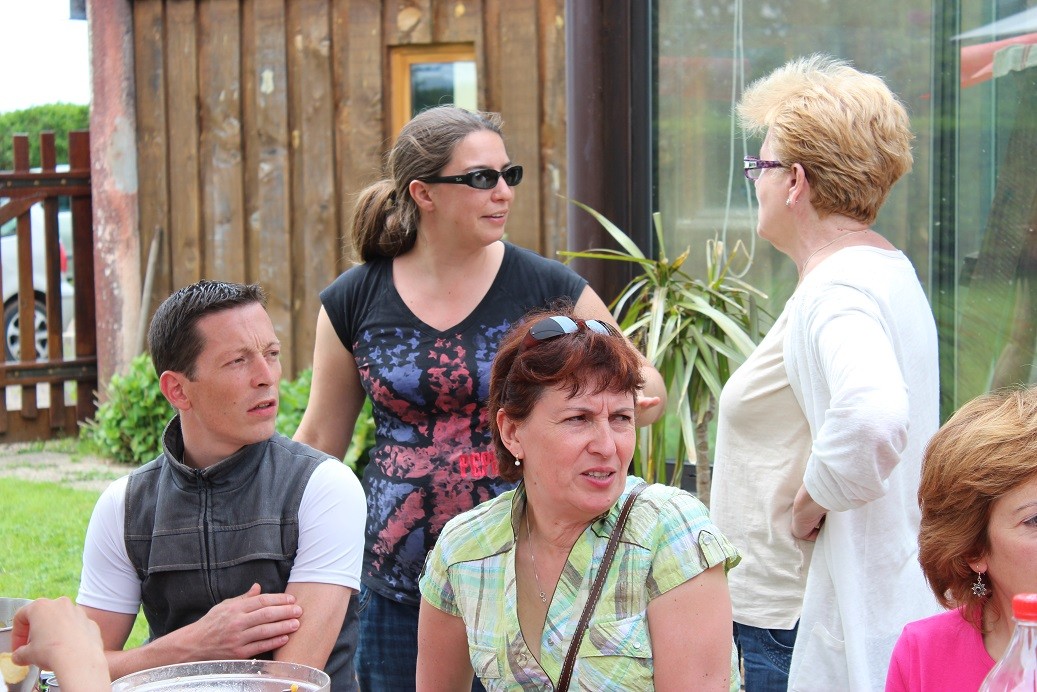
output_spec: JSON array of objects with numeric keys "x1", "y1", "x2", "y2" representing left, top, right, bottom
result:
[{"x1": 555, "y1": 482, "x2": 648, "y2": 692}]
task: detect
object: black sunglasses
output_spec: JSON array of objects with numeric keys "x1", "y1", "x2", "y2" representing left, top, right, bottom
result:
[
  {"x1": 520, "y1": 315, "x2": 617, "y2": 352},
  {"x1": 419, "y1": 165, "x2": 523, "y2": 190}
]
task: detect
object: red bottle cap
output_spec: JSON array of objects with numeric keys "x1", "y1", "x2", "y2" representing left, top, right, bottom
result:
[{"x1": 1012, "y1": 593, "x2": 1037, "y2": 620}]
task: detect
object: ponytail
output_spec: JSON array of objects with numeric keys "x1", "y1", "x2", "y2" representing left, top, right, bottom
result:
[{"x1": 349, "y1": 179, "x2": 417, "y2": 262}]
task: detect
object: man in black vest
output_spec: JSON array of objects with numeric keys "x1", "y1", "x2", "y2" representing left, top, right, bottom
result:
[{"x1": 77, "y1": 281, "x2": 365, "y2": 691}]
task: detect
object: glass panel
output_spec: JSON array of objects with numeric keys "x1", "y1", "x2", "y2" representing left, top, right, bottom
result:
[
  {"x1": 410, "y1": 61, "x2": 477, "y2": 116},
  {"x1": 657, "y1": 1, "x2": 934, "y2": 308},
  {"x1": 953, "y1": 3, "x2": 1037, "y2": 403},
  {"x1": 451, "y1": 61, "x2": 477, "y2": 110},
  {"x1": 655, "y1": 0, "x2": 1037, "y2": 412}
]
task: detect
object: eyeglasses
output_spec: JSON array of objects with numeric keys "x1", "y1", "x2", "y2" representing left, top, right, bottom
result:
[
  {"x1": 520, "y1": 315, "x2": 618, "y2": 353},
  {"x1": 419, "y1": 165, "x2": 523, "y2": 190},
  {"x1": 743, "y1": 156, "x2": 785, "y2": 180}
]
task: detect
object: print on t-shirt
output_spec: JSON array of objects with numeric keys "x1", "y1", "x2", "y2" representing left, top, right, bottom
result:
[
  {"x1": 321, "y1": 242, "x2": 588, "y2": 606},
  {"x1": 356, "y1": 326, "x2": 513, "y2": 602}
]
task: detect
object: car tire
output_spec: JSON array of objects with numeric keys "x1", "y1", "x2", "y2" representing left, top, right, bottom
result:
[{"x1": 4, "y1": 297, "x2": 48, "y2": 361}]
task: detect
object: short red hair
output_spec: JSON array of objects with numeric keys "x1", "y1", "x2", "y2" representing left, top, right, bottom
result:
[
  {"x1": 919, "y1": 386, "x2": 1037, "y2": 629},
  {"x1": 488, "y1": 306, "x2": 644, "y2": 483}
]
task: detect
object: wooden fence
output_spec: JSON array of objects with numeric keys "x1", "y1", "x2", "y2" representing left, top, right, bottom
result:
[{"x1": 0, "y1": 131, "x2": 96, "y2": 441}]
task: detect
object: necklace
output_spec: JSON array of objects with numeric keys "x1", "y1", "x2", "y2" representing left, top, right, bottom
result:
[
  {"x1": 802, "y1": 228, "x2": 869, "y2": 270},
  {"x1": 525, "y1": 510, "x2": 549, "y2": 604}
]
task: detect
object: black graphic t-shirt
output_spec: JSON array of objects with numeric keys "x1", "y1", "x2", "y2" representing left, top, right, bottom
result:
[{"x1": 320, "y1": 242, "x2": 587, "y2": 605}]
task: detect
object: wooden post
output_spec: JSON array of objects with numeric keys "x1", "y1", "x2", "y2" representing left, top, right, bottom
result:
[
  {"x1": 87, "y1": 0, "x2": 141, "y2": 390},
  {"x1": 69, "y1": 130, "x2": 97, "y2": 423},
  {"x1": 564, "y1": 0, "x2": 653, "y2": 303}
]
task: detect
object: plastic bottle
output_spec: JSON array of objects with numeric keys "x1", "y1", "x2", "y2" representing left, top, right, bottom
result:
[{"x1": 979, "y1": 593, "x2": 1037, "y2": 691}]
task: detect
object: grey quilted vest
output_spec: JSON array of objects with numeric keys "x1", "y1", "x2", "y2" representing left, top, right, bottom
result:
[{"x1": 124, "y1": 417, "x2": 359, "y2": 691}]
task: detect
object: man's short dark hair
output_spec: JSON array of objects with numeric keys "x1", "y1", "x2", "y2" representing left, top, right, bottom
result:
[{"x1": 147, "y1": 280, "x2": 267, "y2": 378}]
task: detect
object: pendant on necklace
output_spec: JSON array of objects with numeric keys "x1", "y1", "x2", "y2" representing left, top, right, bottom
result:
[{"x1": 526, "y1": 510, "x2": 549, "y2": 604}]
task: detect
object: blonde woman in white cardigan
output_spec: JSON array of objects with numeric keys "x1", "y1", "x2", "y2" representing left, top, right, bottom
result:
[{"x1": 711, "y1": 54, "x2": 940, "y2": 692}]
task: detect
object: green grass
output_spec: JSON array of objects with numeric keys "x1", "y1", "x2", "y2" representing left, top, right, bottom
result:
[
  {"x1": 0, "y1": 477, "x2": 148, "y2": 647},
  {"x1": 10, "y1": 436, "x2": 82, "y2": 456}
]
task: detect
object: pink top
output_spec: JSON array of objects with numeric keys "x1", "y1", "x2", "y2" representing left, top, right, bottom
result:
[{"x1": 886, "y1": 608, "x2": 995, "y2": 691}]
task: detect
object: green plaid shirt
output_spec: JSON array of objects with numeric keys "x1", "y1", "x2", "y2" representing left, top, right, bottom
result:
[{"x1": 419, "y1": 476, "x2": 741, "y2": 690}]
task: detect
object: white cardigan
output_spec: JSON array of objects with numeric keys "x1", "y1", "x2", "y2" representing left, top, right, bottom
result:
[{"x1": 784, "y1": 247, "x2": 942, "y2": 692}]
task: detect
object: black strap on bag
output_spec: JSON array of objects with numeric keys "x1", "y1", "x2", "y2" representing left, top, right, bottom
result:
[{"x1": 555, "y1": 482, "x2": 648, "y2": 692}]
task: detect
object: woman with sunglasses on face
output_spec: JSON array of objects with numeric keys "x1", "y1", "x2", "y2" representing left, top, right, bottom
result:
[
  {"x1": 417, "y1": 307, "x2": 740, "y2": 691},
  {"x1": 709, "y1": 55, "x2": 941, "y2": 691},
  {"x1": 294, "y1": 106, "x2": 665, "y2": 691}
]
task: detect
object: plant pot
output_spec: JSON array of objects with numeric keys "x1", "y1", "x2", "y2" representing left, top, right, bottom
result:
[{"x1": 664, "y1": 460, "x2": 698, "y2": 494}]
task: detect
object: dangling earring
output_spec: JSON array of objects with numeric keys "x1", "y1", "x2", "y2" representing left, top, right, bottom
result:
[
  {"x1": 514, "y1": 457, "x2": 522, "y2": 467},
  {"x1": 972, "y1": 571, "x2": 989, "y2": 597}
]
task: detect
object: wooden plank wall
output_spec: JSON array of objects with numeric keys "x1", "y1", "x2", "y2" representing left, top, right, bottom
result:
[{"x1": 130, "y1": 0, "x2": 567, "y2": 377}]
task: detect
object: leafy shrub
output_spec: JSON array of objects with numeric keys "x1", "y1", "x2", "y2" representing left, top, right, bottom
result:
[
  {"x1": 276, "y1": 367, "x2": 374, "y2": 477},
  {"x1": 0, "y1": 103, "x2": 90, "y2": 170},
  {"x1": 80, "y1": 353, "x2": 171, "y2": 465},
  {"x1": 82, "y1": 358, "x2": 375, "y2": 476},
  {"x1": 275, "y1": 367, "x2": 312, "y2": 437},
  {"x1": 344, "y1": 398, "x2": 374, "y2": 478}
]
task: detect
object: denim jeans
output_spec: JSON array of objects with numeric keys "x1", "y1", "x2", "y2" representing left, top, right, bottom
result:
[
  {"x1": 355, "y1": 585, "x2": 485, "y2": 692},
  {"x1": 733, "y1": 621, "x2": 799, "y2": 692}
]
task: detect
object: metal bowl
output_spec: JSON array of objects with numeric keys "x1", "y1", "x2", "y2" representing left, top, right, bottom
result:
[
  {"x1": 0, "y1": 597, "x2": 40, "y2": 692},
  {"x1": 111, "y1": 659, "x2": 330, "y2": 691}
]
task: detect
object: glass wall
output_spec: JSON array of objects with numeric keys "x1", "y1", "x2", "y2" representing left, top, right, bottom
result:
[{"x1": 655, "y1": 0, "x2": 1037, "y2": 415}]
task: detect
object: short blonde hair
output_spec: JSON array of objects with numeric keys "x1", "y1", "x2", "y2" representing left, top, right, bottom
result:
[
  {"x1": 918, "y1": 387, "x2": 1037, "y2": 629},
  {"x1": 738, "y1": 54, "x2": 913, "y2": 224}
]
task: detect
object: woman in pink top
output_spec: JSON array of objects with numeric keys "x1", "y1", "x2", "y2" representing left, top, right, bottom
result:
[{"x1": 886, "y1": 386, "x2": 1037, "y2": 690}]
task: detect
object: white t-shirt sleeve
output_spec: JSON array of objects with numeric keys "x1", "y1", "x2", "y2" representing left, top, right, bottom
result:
[
  {"x1": 76, "y1": 476, "x2": 142, "y2": 615},
  {"x1": 290, "y1": 459, "x2": 366, "y2": 590}
]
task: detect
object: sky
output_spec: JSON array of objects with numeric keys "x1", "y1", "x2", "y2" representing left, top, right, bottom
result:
[{"x1": 0, "y1": 0, "x2": 90, "y2": 113}]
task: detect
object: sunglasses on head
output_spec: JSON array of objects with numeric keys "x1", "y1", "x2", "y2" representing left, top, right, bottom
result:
[
  {"x1": 520, "y1": 315, "x2": 618, "y2": 353},
  {"x1": 419, "y1": 165, "x2": 523, "y2": 190}
]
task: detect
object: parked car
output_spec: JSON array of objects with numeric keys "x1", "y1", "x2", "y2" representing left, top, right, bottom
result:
[{"x1": 0, "y1": 202, "x2": 75, "y2": 361}]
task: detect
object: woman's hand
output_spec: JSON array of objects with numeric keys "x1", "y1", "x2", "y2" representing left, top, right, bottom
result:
[
  {"x1": 636, "y1": 393, "x2": 664, "y2": 425},
  {"x1": 11, "y1": 597, "x2": 110, "y2": 691},
  {"x1": 792, "y1": 484, "x2": 828, "y2": 541}
]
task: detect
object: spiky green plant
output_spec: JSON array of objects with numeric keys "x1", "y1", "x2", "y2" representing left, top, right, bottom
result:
[{"x1": 561, "y1": 202, "x2": 767, "y2": 505}]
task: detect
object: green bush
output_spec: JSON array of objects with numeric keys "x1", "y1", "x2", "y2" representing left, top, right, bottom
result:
[
  {"x1": 275, "y1": 367, "x2": 312, "y2": 437},
  {"x1": 80, "y1": 353, "x2": 171, "y2": 465},
  {"x1": 0, "y1": 103, "x2": 90, "y2": 170},
  {"x1": 276, "y1": 367, "x2": 374, "y2": 477},
  {"x1": 81, "y1": 357, "x2": 375, "y2": 475},
  {"x1": 344, "y1": 398, "x2": 374, "y2": 478}
]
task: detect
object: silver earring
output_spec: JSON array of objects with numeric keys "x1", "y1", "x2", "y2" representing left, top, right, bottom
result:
[
  {"x1": 785, "y1": 198, "x2": 792, "y2": 207},
  {"x1": 972, "y1": 571, "x2": 988, "y2": 597}
]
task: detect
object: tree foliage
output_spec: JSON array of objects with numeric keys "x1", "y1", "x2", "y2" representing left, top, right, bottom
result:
[{"x1": 0, "y1": 103, "x2": 89, "y2": 170}]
